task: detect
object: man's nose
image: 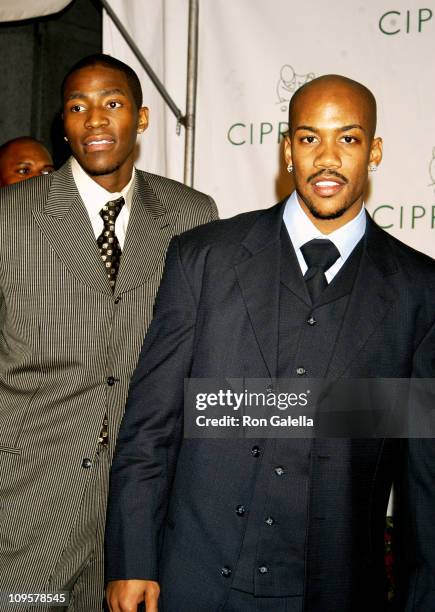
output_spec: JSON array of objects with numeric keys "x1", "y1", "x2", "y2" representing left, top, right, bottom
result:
[
  {"x1": 314, "y1": 140, "x2": 341, "y2": 169},
  {"x1": 84, "y1": 107, "x2": 109, "y2": 129}
]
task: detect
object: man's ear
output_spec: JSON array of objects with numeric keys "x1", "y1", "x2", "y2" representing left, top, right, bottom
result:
[
  {"x1": 284, "y1": 134, "x2": 293, "y2": 166},
  {"x1": 369, "y1": 136, "x2": 383, "y2": 168},
  {"x1": 137, "y1": 107, "x2": 149, "y2": 133}
]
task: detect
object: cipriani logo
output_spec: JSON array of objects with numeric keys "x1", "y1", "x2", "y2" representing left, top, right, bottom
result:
[
  {"x1": 429, "y1": 147, "x2": 435, "y2": 192},
  {"x1": 226, "y1": 65, "x2": 315, "y2": 147},
  {"x1": 276, "y1": 65, "x2": 315, "y2": 111},
  {"x1": 378, "y1": 8, "x2": 433, "y2": 35}
]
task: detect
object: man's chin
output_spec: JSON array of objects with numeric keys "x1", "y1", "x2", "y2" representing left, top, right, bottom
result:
[
  {"x1": 299, "y1": 195, "x2": 349, "y2": 221},
  {"x1": 88, "y1": 166, "x2": 121, "y2": 177},
  {"x1": 309, "y1": 205, "x2": 348, "y2": 220},
  {"x1": 77, "y1": 158, "x2": 122, "y2": 177},
  {"x1": 83, "y1": 164, "x2": 120, "y2": 176}
]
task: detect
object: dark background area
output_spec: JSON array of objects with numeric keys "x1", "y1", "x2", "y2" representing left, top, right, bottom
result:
[{"x1": 0, "y1": 0, "x2": 102, "y2": 167}]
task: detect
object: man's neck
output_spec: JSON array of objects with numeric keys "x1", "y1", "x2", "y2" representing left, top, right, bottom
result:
[{"x1": 89, "y1": 167, "x2": 133, "y2": 193}]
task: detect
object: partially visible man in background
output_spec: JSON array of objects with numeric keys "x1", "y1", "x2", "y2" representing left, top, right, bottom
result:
[{"x1": 0, "y1": 136, "x2": 54, "y2": 185}]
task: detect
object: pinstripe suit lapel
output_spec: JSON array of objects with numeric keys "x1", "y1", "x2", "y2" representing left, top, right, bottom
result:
[
  {"x1": 32, "y1": 161, "x2": 112, "y2": 295},
  {"x1": 114, "y1": 171, "x2": 178, "y2": 297}
]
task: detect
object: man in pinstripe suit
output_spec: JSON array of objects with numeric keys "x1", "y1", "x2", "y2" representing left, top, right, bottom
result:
[{"x1": 0, "y1": 54, "x2": 217, "y2": 611}]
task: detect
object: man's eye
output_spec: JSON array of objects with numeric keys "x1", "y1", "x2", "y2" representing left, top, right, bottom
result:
[
  {"x1": 107, "y1": 101, "x2": 122, "y2": 109},
  {"x1": 70, "y1": 104, "x2": 85, "y2": 113},
  {"x1": 341, "y1": 135, "x2": 357, "y2": 144},
  {"x1": 301, "y1": 136, "x2": 317, "y2": 144},
  {"x1": 17, "y1": 167, "x2": 30, "y2": 175}
]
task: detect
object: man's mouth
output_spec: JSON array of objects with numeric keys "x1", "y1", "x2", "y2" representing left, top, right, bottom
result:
[
  {"x1": 83, "y1": 136, "x2": 115, "y2": 152},
  {"x1": 311, "y1": 176, "x2": 346, "y2": 197}
]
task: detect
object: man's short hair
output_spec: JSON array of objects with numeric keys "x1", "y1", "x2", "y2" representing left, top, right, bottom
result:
[{"x1": 61, "y1": 53, "x2": 143, "y2": 110}]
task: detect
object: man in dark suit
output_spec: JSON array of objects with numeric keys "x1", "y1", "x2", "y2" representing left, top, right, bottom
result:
[
  {"x1": 105, "y1": 75, "x2": 435, "y2": 612},
  {"x1": 0, "y1": 54, "x2": 217, "y2": 612}
]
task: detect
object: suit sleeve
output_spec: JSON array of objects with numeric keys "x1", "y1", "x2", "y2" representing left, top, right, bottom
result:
[
  {"x1": 397, "y1": 316, "x2": 435, "y2": 611},
  {"x1": 105, "y1": 235, "x2": 198, "y2": 582},
  {"x1": 207, "y1": 196, "x2": 219, "y2": 222}
]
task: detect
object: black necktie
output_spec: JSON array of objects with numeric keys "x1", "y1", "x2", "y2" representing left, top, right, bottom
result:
[
  {"x1": 301, "y1": 239, "x2": 340, "y2": 303},
  {"x1": 97, "y1": 196, "x2": 124, "y2": 291}
]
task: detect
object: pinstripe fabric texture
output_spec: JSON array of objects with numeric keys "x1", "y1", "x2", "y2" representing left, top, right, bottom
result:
[
  {"x1": 0, "y1": 159, "x2": 218, "y2": 611},
  {"x1": 28, "y1": 446, "x2": 109, "y2": 612}
]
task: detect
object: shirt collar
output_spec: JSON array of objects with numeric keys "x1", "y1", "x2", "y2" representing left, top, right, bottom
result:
[
  {"x1": 283, "y1": 190, "x2": 366, "y2": 261},
  {"x1": 71, "y1": 156, "x2": 135, "y2": 218}
]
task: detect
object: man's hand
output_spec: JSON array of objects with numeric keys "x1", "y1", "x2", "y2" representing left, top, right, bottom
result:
[{"x1": 106, "y1": 579, "x2": 160, "y2": 612}]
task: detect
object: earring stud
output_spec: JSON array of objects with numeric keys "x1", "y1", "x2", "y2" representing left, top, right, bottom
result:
[
  {"x1": 64, "y1": 136, "x2": 68, "y2": 142},
  {"x1": 287, "y1": 164, "x2": 294, "y2": 173},
  {"x1": 369, "y1": 164, "x2": 377, "y2": 172}
]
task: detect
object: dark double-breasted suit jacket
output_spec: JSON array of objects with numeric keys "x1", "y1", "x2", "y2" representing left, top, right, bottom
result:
[
  {"x1": 0, "y1": 160, "x2": 217, "y2": 600},
  {"x1": 106, "y1": 201, "x2": 435, "y2": 612}
]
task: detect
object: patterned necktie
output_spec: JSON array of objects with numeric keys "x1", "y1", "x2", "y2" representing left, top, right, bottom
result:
[
  {"x1": 97, "y1": 197, "x2": 124, "y2": 446},
  {"x1": 301, "y1": 239, "x2": 340, "y2": 303},
  {"x1": 97, "y1": 196, "x2": 124, "y2": 290}
]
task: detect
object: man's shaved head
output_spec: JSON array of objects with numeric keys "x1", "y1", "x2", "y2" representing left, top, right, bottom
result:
[
  {"x1": 0, "y1": 136, "x2": 48, "y2": 162},
  {"x1": 289, "y1": 74, "x2": 377, "y2": 139}
]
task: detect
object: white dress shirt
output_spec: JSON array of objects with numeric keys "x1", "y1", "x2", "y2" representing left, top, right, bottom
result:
[
  {"x1": 71, "y1": 157, "x2": 135, "y2": 250},
  {"x1": 283, "y1": 191, "x2": 366, "y2": 283}
]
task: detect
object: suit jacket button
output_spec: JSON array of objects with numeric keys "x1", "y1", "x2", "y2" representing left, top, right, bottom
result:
[
  {"x1": 114, "y1": 297, "x2": 121, "y2": 304},
  {"x1": 236, "y1": 504, "x2": 246, "y2": 516},
  {"x1": 221, "y1": 566, "x2": 232, "y2": 577},
  {"x1": 296, "y1": 367, "x2": 306, "y2": 376},
  {"x1": 274, "y1": 466, "x2": 285, "y2": 476},
  {"x1": 307, "y1": 316, "x2": 317, "y2": 326},
  {"x1": 258, "y1": 565, "x2": 268, "y2": 574},
  {"x1": 82, "y1": 458, "x2": 92, "y2": 469},
  {"x1": 251, "y1": 445, "x2": 261, "y2": 457},
  {"x1": 107, "y1": 376, "x2": 116, "y2": 386},
  {"x1": 265, "y1": 516, "x2": 275, "y2": 525}
]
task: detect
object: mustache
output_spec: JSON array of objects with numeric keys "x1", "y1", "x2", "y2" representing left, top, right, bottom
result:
[{"x1": 307, "y1": 169, "x2": 349, "y2": 184}]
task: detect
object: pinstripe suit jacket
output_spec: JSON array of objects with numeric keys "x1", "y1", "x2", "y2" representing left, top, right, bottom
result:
[{"x1": 0, "y1": 159, "x2": 217, "y2": 592}]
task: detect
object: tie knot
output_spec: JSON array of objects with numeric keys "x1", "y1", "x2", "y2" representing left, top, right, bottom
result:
[
  {"x1": 301, "y1": 239, "x2": 340, "y2": 272},
  {"x1": 100, "y1": 197, "x2": 125, "y2": 224}
]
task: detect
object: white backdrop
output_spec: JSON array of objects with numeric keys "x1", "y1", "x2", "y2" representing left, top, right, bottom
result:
[
  {"x1": 0, "y1": 0, "x2": 73, "y2": 21},
  {"x1": 104, "y1": 0, "x2": 435, "y2": 257}
]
